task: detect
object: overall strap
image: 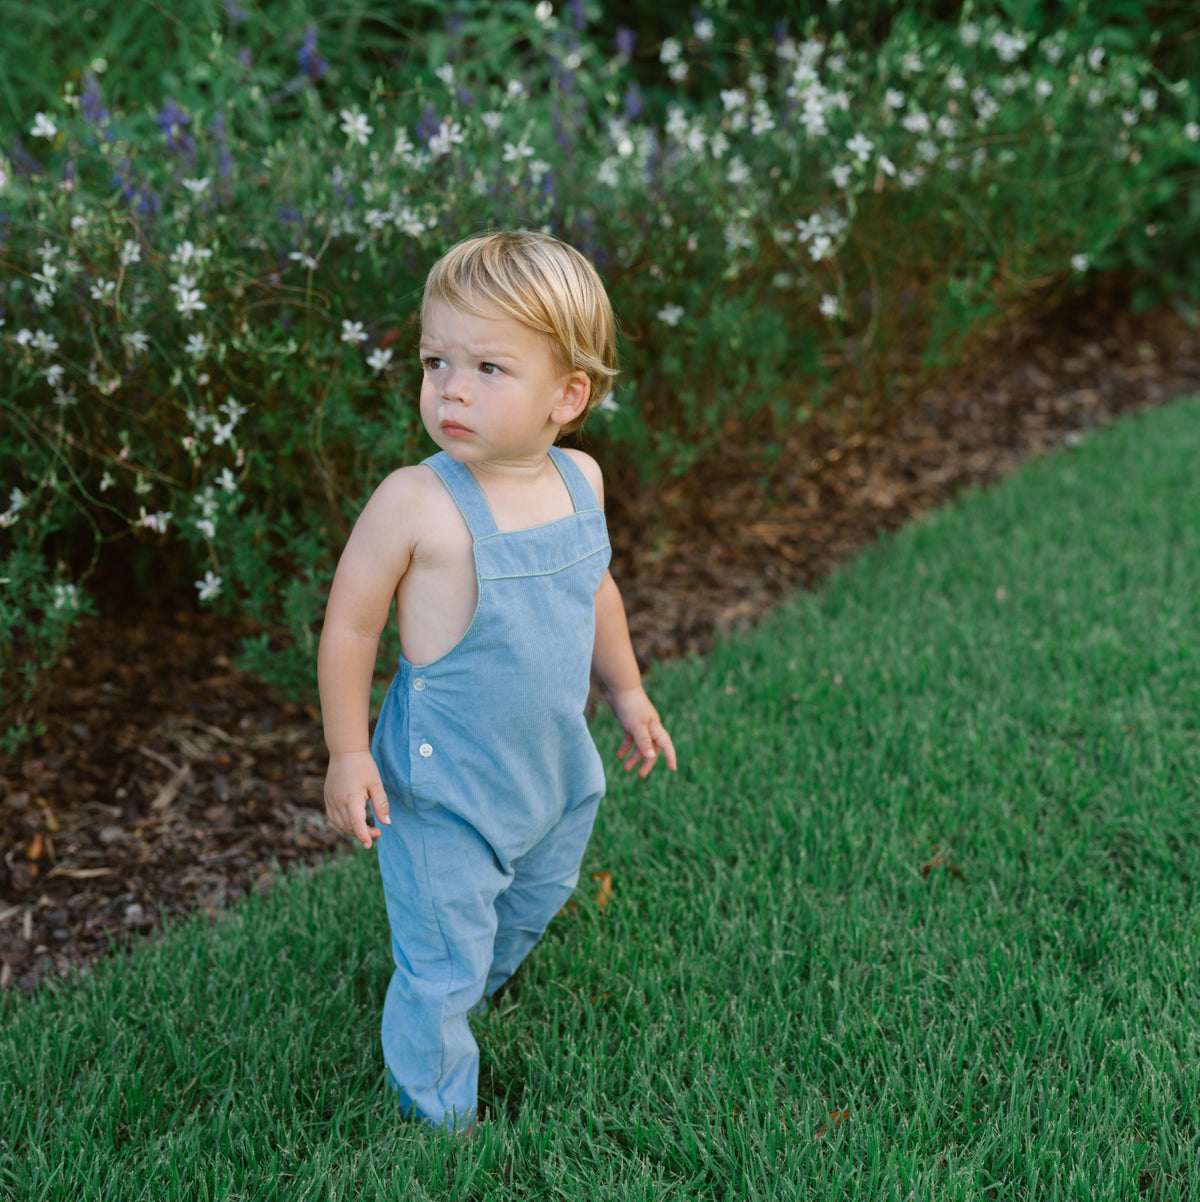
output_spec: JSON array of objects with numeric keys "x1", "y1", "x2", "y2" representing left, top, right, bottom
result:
[
  {"x1": 423, "y1": 453, "x2": 499, "y2": 539},
  {"x1": 548, "y1": 446, "x2": 601, "y2": 513}
]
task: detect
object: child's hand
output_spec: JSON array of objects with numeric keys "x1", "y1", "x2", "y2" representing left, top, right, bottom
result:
[
  {"x1": 324, "y1": 751, "x2": 391, "y2": 849},
  {"x1": 607, "y1": 687, "x2": 678, "y2": 779}
]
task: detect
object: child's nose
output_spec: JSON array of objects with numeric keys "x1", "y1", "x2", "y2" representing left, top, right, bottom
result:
[{"x1": 441, "y1": 367, "x2": 470, "y2": 402}]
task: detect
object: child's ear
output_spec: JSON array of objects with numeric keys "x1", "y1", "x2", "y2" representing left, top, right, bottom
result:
[{"x1": 551, "y1": 370, "x2": 591, "y2": 427}]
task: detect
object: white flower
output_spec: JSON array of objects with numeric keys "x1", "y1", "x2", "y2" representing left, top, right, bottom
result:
[
  {"x1": 846, "y1": 132, "x2": 874, "y2": 162},
  {"x1": 1043, "y1": 42, "x2": 1065, "y2": 65},
  {"x1": 123, "y1": 330, "x2": 150, "y2": 355},
  {"x1": 211, "y1": 421, "x2": 235, "y2": 446},
  {"x1": 481, "y1": 111, "x2": 503, "y2": 134},
  {"x1": 656, "y1": 304, "x2": 684, "y2": 326},
  {"x1": 721, "y1": 89, "x2": 747, "y2": 111},
  {"x1": 8, "y1": 488, "x2": 26, "y2": 511},
  {"x1": 341, "y1": 320, "x2": 369, "y2": 344},
  {"x1": 175, "y1": 288, "x2": 206, "y2": 317},
  {"x1": 45, "y1": 364, "x2": 66, "y2": 387},
  {"x1": 819, "y1": 294, "x2": 842, "y2": 318},
  {"x1": 393, "y1": 129, "x2": 414, "y2": 159},
  {"x1": 750, "y1": 100, "x2": 775, "y2": 136},
  {"x1": 195, "y1": 571, "x2": 223, "y2": 601},
  {"x1": 884, "y1": 89, "x2": 905, "y2": 111},
  {"x1": 289, "y1": 250, "x2": 319, "y2": 270},
  {"x1": 506, "y1": 80, "x2": 526, "y2": 100},
  {"x1": 31, "y1": 330, "x2": 60, "y2": 354},
  {"x1": 726, "y1": 157, "x2": 751, "y2": 185},
  {"x1": 597, "y1": 159, "x2": 620, "y2": 188},
  {"x1": 181, "y1": 176, "x2": 211, "y2": 197},
  {"x1": 428, "y1": 119, "x2": 464, "y2": 158},
  {"x1": 31, "y1": 113, "x2": 57, "y2": 139},
  {"x1": 185, "y1": 333, "x2": 208, "y2": 358},
  {"x1": 991, "y1": 31, "x2": 1027, "y2": 62},
  {"x1": 52, "y1": 584, "x2": 80, "y2": 611},
  {"x1": 694, "y1": 16, "x2": 714, "y2": 41},
  {"x1": 170, "y1": 241, "x2": 213, "y2": 267},
  {"x1": 340, "y1": 108, "x2": 373, "y2": 145},
  {"x1": 120, "y1": 239, "x2": 143, "y2": 266},
  {"x1": 877, "y1": 154, "x2": 896, "y2": 177},
  {"x1": 196, "y1": 518, "x2": 216, "y2": 540},
  {"x1": 659, "y1": 37, "x2": 682, "y2": 64},
  {"x1": 668, "y1": 62, "x2": 688, "y2": 83},
  {"x1": 435, "y1": 64, "x2": 456, "y2": 86},
  {"x1": 724, "y1": 223, "x2": 753, "y2": 255},
  {"x1": 139, "y1": 509, "x2": 173, "y2": 534},
  {"x1": 1140, "y1": 88, "x2": 1157, "y2": 111},
  {"x1": 830, "y1": 163, "x2": 852, "y2": 189},
  {"x1": 1186, "y1": 123, "x2": 1200, "y2": 142},
  {"x1": 217, "y1": 468, "x2": 238, "y2": 492},
  {"x1": 534, "y1": 1, "x2": 554, "y2": 25},
  {"x1": 89, "y1": 278, "x2": 116, "y2": 302},
  {"x1": 958, "y1": 22, "x2": 981, "y2": 47},
  {"x1": 1087, "y1": 46, "x2": 1105, "y2": 72},
  {"x1": 1035, "y1": 79, "x2": 1054, "y2": 100},
  {"x1": 503, "y1": 139, "x2": 534, "y2": 162},
  {"x1": 366, "y1": 347, "x2": 393, "y2": 372},
  {"x1": 901, "y1": 52, "x2": 923, "y2": 74},
  {"x1": 99, "y1": 472, "x2": 114, "y2": 492},
  {"x1": 1071, "y1": 253, "x2": 1090, "y2": 272},
  {"x1": 901, "y1": 111, "x2": 931, "y2": 133}
]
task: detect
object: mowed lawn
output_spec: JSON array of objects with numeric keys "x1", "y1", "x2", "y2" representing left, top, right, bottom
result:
[{"x1": 3, "y1": 397, "x2": 1199, "y2": 1201}]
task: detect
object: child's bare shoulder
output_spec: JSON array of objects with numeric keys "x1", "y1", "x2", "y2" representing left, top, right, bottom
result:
[
  {"x1": 354, "y1": 462, "x2": 458, "y2": 546},
  {"x1": 559, "y1": 448, "x2": 605, "y2": 507}
]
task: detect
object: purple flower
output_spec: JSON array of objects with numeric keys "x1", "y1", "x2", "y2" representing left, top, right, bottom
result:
[
  {"x1": 416, "y1": 103, "x2": 440, "y2": 146},
  {"x1": 112, "y1": 157, "x2": 162, "y2": 216},
  {"x1": 623, "y1": 85, "x2": 643, "y2": 120},
  {"x1": 80, "y1": 72, "x2": 109, "y2": 125},
  {"x1": 568, "y1": 0, "x2": 586, "y2": 30},
  {"x1": 614, "y1": 27, "x2": 635, "y2": 57},
  {"x1": 298, "y1": 23, "x2": 328, "y2": 80},
  {"x1": 210, "y1": 114, "x2": 234, "y2": 179},
  {"x1": 155, "y1": 99, "x2": 195, "y2": 157},
  {"x1": 224, "y1": 0, "x2": 248, "y2": 24}
]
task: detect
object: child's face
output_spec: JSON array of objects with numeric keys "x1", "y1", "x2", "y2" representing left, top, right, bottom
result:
[{"x1": 418, "y1": 301, "x2": 584, "y2": 465}]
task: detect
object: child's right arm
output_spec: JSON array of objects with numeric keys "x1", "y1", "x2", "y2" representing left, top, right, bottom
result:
[{"x1": 318, "y1": 470, "x2": 418, "y2": 849}]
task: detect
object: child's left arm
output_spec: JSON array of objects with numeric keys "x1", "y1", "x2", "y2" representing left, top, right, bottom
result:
[{"x1": 592, "y1": 570, "x2": 677, "y2": 778}]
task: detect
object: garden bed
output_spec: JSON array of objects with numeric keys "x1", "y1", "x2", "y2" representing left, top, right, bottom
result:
[{"x1": 2, "y1": 288, "x2": 1197, "y2": 995}]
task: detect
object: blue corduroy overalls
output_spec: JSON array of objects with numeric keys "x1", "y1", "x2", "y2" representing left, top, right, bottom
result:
[{"x1": 370, "y1": 447, "x2": 611, "y2": 1131}]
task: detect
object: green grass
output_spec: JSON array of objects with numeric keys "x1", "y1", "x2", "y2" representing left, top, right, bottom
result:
[{"x1": 4, "y1": 397, "x2": 1200, "y2": 1200}]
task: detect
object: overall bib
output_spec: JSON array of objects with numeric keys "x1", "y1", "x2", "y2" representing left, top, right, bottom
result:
[{"x1": 371, "y1": 447, "x2": 611, "y2": 1130}]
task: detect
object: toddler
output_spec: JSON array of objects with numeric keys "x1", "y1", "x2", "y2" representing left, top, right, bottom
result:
[{"x1": 318, "y1": 230, "x2": 676, "y2": 1133}]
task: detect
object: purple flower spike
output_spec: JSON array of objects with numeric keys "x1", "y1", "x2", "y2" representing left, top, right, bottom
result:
[
  {"x1": 298, "y1": 23, "x2": 328, "y2": 80},
  {"x1": 615, "y1": 26, "x2": 635, "y2": 57},
  {"x1": 155, "y1": 99, "x2": 195, "y2": 157},
  {"x1": 81, "y1": 72, "x2": 108, "y2": 125}
]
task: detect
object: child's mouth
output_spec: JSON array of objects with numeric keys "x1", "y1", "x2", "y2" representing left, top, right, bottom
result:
[{"x1": 440, "y1": 421, "x2": 472, "y2": 438}]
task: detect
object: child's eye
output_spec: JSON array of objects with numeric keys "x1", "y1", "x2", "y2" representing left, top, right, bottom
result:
[
  {"x1": 422, "y1": 356, "x2": 444, "y2": 371},
  {"x1": 479, "y1": 362, "x2": 501, "y2": 376}
]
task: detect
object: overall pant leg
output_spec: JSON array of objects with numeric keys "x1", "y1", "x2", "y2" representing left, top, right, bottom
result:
[
  {"x1": 376, "y1": 799, "x2": 510, "y2": 1130},
  {"x1": 486, "y1": 788, "x2": 602, "y2": 998}
]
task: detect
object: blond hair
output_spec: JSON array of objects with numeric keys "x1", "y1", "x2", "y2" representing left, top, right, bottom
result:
[{"x1": 421, "y1": 230, "x2": 618, "y2": 434}]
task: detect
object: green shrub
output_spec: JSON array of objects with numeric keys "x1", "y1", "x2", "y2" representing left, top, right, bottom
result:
[{"x1": 1, "y1": 0, "x2": 1197, "y2": 745}]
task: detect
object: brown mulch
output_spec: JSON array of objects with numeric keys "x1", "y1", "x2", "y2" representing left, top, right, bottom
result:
[{"x1": 2, "y1": 287, "x2": 1198, "y2": 995}]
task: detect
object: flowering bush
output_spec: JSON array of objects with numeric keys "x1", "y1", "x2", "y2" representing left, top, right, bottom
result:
[{"x1": 2, "y1": 0, "x2": 1197, "y2": 748}]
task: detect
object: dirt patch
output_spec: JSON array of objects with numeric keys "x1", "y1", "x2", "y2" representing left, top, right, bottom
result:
[{"x1": 3, "y1": 287, "x2": 1198, "y2": 994}]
